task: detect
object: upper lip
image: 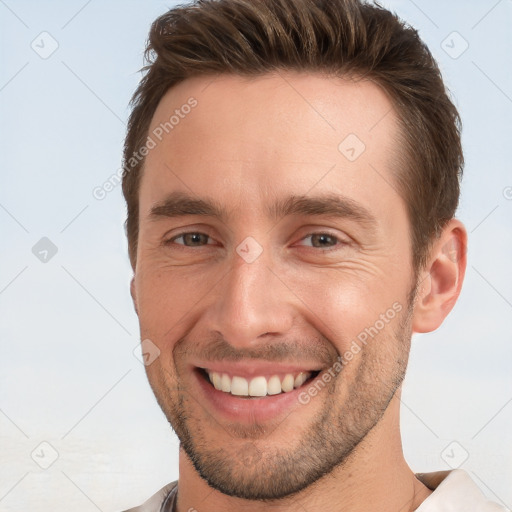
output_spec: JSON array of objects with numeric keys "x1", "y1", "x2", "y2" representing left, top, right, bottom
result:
[{"x1": 193, "y1": 360, "x2": 324, "y2": 379}]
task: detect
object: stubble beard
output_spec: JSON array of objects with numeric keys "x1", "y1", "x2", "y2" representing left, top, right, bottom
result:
[{"x1": 147, "y1": 294, "x2": 415, "y2": 501}]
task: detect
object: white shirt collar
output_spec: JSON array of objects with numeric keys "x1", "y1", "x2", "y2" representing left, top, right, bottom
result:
[{"x1": 415, "y1": 469, "x2": 509, "y2": 511}]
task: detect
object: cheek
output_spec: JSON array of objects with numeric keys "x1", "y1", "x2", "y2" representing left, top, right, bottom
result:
[
  {"x1": 135, "y1": 264, "x2": 216, "y2": 336},
  {"x1": 287, "y1": 266, "x2": 407, "y2": 355}
]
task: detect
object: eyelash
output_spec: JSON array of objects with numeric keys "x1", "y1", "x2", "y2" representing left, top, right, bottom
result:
[
  {"x1": 165, "y1": 231, "x2": 348, "y2": 251},
  {"x1": 166, "y1": 232, "x2": 216, "y2": 247},
  {"x1": 298, "y1": 232, "x2": 348, "y2": 250}
]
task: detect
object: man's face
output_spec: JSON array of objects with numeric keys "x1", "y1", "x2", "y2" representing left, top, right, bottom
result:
[{"x1": 132, "y1": 72, "x2": 418, "y2": 499}]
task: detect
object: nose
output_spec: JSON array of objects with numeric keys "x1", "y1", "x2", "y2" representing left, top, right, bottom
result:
[{"x1": 203, "y1": 247, "x2": 295, "y2": 349}]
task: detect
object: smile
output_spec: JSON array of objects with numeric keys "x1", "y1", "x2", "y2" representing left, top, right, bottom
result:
[
  {"x1": 200, "y1": 368, "x2": 320, "y2": 398},
  {"x1": 191, "y1": 363, "x2": 328, "y2": 423}
]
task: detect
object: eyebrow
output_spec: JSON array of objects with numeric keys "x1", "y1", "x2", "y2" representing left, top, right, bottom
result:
[
  {"x1": 268, "y1": 194, "x2": 377, "y2": 231},
  {"x1": 149, "y1": 191, "x2": 378, "y2": 231},
  {"x1": 150, "y1": 192, "x2": 230, "y2": 220}
]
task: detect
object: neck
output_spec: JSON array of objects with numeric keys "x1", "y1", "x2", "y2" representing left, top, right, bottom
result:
[{"x1": 175, "y1": 394, "x2": 433, "y2": 512}]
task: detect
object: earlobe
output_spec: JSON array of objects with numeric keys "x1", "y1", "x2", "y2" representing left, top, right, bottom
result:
[
  {"x1": 130, "y1": 276, "x2": 139, "y2": 316},
  {"x1": 411, "y1": 219, "x2": 467, "y2": 334}
]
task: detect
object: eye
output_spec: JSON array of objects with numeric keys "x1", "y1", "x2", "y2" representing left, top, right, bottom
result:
[
  {"x1": 297, "y1": 232, "x2": 347, "y2": 249},
  {"x1": 168, "y1": 232, "x2": 214, "y2": 247}
]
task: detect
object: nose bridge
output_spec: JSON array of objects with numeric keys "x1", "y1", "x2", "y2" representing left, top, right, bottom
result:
[{"x1": 208, "y1": 246, "x2": 293, "y2": 347}]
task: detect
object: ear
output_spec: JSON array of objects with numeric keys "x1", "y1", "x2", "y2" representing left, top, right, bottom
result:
[
  {"x1": 411, "y1": 218, "x2": 468, "y2": 334},
  {"x1": 130, "y1": 276, "x2": 139, "y2": 316}
]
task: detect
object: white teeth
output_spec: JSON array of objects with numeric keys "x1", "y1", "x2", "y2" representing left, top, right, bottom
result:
[
  {"x1": 212, "y1": 372, "x2": 222, "y2": 390},
  {"x1": 248, "y1": 376, "x2": 267, "y2": 397},
  {"x1": 221, "y1": 373, "x2": 231, "y2": 393},
  {"x1": 231, "y1": 376, "x2": 249, "y2": 396},
  {"x1": 205, "y1": 370, "x2": 312, "y2": 397},
  {"x1": 281, "y1": 374, "x2": 294, "y2": 392},
  {"x1": 267, "y1": 375, "x2": 282, "y2": 395},
  {"x1": 294, "y1": 372, "x2": 308, "y2": 388}
]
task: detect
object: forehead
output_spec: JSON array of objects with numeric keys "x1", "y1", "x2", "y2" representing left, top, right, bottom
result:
[{"x1": 140, "y1": 71, "x2": 403, "y2": 224}]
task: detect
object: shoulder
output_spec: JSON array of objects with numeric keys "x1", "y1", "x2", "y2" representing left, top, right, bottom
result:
[{"x1": 121, "y1": 481, "x2": 178, "y2": 512}]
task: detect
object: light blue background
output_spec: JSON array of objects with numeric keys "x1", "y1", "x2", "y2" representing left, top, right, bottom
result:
[{"x1": 1, "y1": 1, "x2": 511, "y2": 510}]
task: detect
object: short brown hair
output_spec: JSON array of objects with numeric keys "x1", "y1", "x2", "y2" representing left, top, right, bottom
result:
[{"x1": 122, "y1": 0, "x2": 463, "y2": 272}]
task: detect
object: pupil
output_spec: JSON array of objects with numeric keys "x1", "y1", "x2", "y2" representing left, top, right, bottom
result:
[
  {"x1": 187, "y1": 233, "x2": 204, "y2": 245},
  {"x1": 314, "y1": 234, "x2": 334, "y2": 247}
]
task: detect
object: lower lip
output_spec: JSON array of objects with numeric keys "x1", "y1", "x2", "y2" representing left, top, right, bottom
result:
[{"x1": 193, "y1": 369, "x2": 314, "y2": 424}]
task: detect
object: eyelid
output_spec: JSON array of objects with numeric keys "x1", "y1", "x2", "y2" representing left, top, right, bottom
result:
[
  {"x1": 295, "y1": 230, "x2": 351, "y2": 247},
  {"x1": 162, "y1": 228, "x2": 351, "y2": 249},
  {"x1": 166, "y1": 231, "x2": 217, "y2": 246}
]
